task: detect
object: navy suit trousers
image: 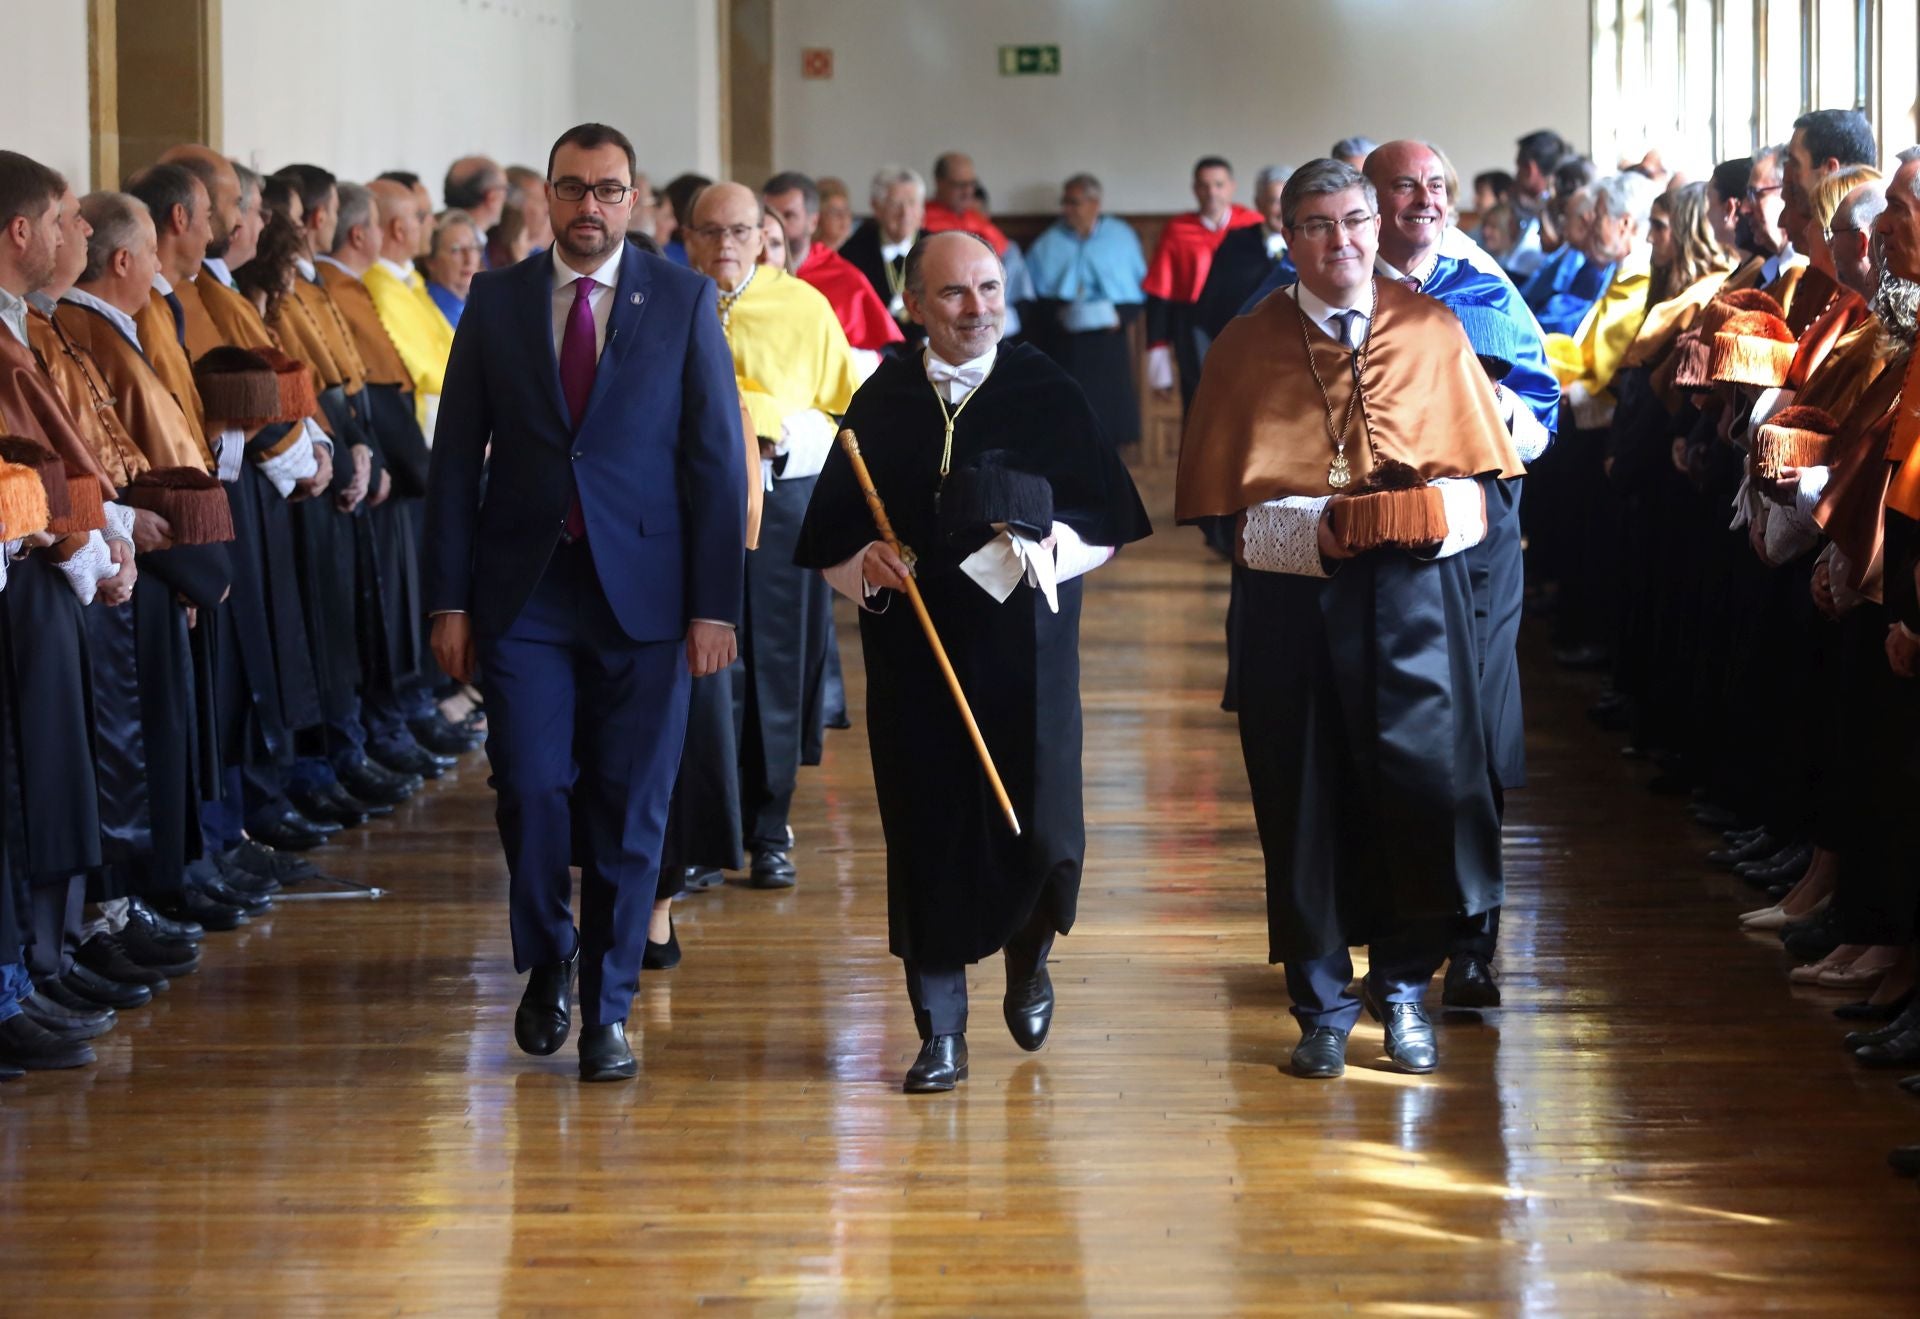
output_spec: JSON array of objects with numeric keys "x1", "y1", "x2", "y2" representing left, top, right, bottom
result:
[{"x1": 478, "y1": 541, "x2": 690, "y2": 1028}]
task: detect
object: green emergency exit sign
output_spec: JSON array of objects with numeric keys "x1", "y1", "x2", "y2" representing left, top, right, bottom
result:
[{"x1": 999, "y1": 45, "x2": 1061, "y2": 76}]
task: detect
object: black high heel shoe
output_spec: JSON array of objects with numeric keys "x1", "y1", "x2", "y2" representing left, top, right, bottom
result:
[{"x1": 641, "y1": 918, "x2": 681, "y2": 971}]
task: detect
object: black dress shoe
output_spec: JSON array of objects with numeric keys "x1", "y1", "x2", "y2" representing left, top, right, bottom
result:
[
  {"x1": 1442, "y1": 955, "x2": 1502, "y2": 1009},
  {"x1": 409, "y1": 712, "x2": 482, "y2": 756},
  {"x1": 1855, "y1": 1026, "x2": 1920, "y2": 1068},
  {"x1": 19, "y1": 989, "x2": 115, "y2": 1041},
  {"x1": 0, "y1": 1013, "x2": 95, "y2": 1070},
  {"x1": 36, "y1": 972, "x2": 142, "y2": 1014},
  {"x1": 1724, "y1": 824, "x2": 1770, "y2": 845},
  {"x1": 1899, "y1": 1074, "x2": 1920, "y2": 1095},
  {"x1": 1837, "y1": 990, "x2": 1915, "y2": 1022},
  {"x1": 1783, "y1": 907, "x2": 1844, "y2": 963},
  {"x1": 1845, "y1": 1003, "x2": 1919, "y2": 1050},
  {"x1": 289, "y1": 783, "x2": 369, "y2": 829},
  {"x1": 209, "y1": 855, "x2": 282, "y2": 899},
  {"x1": 904, "y1": 1034, "x2": 968, "y2": 1092},
  {"x1": 1889, "y1": 1145, "x2": 1920, "y2": 1176},
  {"x1": 1364, "y1": 981, "x2": 1438, "y2": 1074},
  {"x1": 1735, "y1": 842, "x2": 1809, "y2": 882},
  {"x1": 336, "y1": 756, "x2": 419, "y2": 807},
  {"x1": 369, "y1": 741, "x2": 454, "y2": 780},
  {"x1": 515, "y1": 946, "x2": 578, "y2": 1056},
  {"x1": 681, "y1": 867, "x2": 726, "y2": 893},
  {"x1": 152, "y1": 885, "x2": 246, "y2": 932},
  {"x1": 750, "y1": 849, "x2": 797, "y2": 889},
  {"x1": 247, "y1": 808, "x2": 330, "y2": 852},
  {"x1": 75, "y1": 934, "x2": 171, "y2": 989},
  {"x1": 1003, "y1": 964, "x2": 1055, "y2": 1052},
  {"x1": 1290, "y1": 1026, "x2": 1349, "y2": 1078},
  {"x1": 1708, "y1": 832, "x2": 1779, "y2": 868},
  {"x1": 641, "y1": 920, "x2": 681, "y2": 971},
  {"x1": 222, "y1": 840, "x2": 318, "y2": 884},
  {"x1": 129, "y1": 896, "x2": 203, "y2": 944},
  {"x1": 116, "y1": 922, "x2": 201, "y2": 976},
  {"x1": 190, "y1": 865, "x2": 272, "y2": 915},
  {"x1": 1690, "y1": 803, "x2": 1744, "y2": 830},
  {"x1": 579, "y1": 1022, "x2": 638, "y2": 1081}
]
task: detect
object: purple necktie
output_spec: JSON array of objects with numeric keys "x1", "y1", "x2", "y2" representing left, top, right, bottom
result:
[{"x1": 558, "y1": 276, "x2": 598, "y2": 540}]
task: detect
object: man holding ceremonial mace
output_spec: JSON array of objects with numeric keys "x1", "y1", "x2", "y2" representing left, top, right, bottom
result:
[{"x1": 795, "y1": 232, "x2": 1150, "y2": 1093}]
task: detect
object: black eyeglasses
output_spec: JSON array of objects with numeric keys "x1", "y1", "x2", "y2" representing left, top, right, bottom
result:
[{"x1": 551, "y1": 179, "x2": 634, "y2": 204}]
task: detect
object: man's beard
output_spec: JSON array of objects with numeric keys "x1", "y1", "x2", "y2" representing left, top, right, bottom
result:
[
  {"x1": 1869, "y1": 236, "x2": 1920, "y2": 343},
  {"x1": 558, "y1": 218, "x2": 618, "y2": 262},
  {"x1": 205, "y1": 231, "x2": 231, "y2": 260}
]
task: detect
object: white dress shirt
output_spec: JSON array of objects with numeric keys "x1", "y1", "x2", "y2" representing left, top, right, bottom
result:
[
  {"x1": 202, "y1": 257, "x2": 235, "y2": 288},
  {"x1": 61, "y1": 288, "x2": 142, "y2": 350},
  {"x1": 1239, "y1": 283, "x2": 1484, "y2": 578},
  {"x1": 550, "y1": 246, "x2": 625, "y2": 361},
  {"x1": 0, "y1": 285, "x2": 29, "y2": 348}
]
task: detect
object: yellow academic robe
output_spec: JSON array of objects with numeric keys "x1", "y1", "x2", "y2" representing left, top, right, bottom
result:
[
  {"x1": 721, "y1": 268, "x2": 859, "y2": 440},
  {"x1": 364, "y1": 262, "x2": 452, "y2": 432},
  {"x1": 1546, "y1": 247, "x2": 1654, "y2": 405}
]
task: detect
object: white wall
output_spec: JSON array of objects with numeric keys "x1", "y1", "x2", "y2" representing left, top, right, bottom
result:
[
  {"x1": 772, "y1": 0, "x2": 1591, "y2": 214},
  {"x1": 14, "y1": 0, "x2": 92, "y2": 187},
  {"x1": 220, "y1": 0, "x2": 719, "y2": 201}
]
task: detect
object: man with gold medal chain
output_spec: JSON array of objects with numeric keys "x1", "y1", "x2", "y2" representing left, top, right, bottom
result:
[{"x1": 1178, "y1": 160, "x2": 1524, "y2": 1080}]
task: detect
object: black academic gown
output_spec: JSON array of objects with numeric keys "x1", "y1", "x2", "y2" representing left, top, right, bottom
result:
[
  {"x1": 839, "y1": 221, "x2": 927, "y2": 351},
  {"x1": 1232, "y1": 497, "x2": 1503, "y2": 964},
  {"x1": 795, "y1": 343, "x2": 1150, "y2": 966},
  {"x1": 297, "y1": 389, "x2": 369, "y2": 725},
  {"x1": 1194, "y1": 225, "x2": 1289, "y2": 346},
  {"x1": 2, "y1": 554, "x2": 102, "y2": 887}
]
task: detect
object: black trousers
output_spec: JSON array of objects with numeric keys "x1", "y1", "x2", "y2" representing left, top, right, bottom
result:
[
  {"x1": 27, "y1": 877, "x2": 84, "y2": 980},
  {"x1": 902, "y1": 902, "x2": 1055, "y2": 1040}
]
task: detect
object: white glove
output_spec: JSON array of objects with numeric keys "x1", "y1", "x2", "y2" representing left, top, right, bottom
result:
[{"x1": 1146, "y1": 343, "x2": 1175, "y2": 393}]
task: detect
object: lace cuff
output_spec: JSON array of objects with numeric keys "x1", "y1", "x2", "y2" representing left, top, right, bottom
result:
[{"x1": 1241, "y1": 497, "x2": 1332, "y2": 577}]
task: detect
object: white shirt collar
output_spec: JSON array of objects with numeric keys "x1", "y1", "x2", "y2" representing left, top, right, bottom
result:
[
  {"x1": 1264, "y1": 230, "x2": 1288, "y2": 259},
  {"x1": 1375, "y1": 247, "x2": 1440, "y2": 287},
  {"x1": 1292, "y1": 277, "x2": 1375, "y2": 339},
  {"x1": 923, "y1": 344, "x2": 997, "y2": 403},
  {"x1": 152, "y1": 272, "x2": 174, "y2": 297},
  {"x1": 203, "y1": 257, "x2": 235, "y2": 288},
  {"x1": 880, "y1": 235, "x2": 913, "y2": 263},
  {"x1": 64, "y1": 287, "x2": 142, "y2": 352},
  {"x1": 313, "y1": 254, "x2": 359, "y2": 281},
  {"x1": 552, "y1": 245, "x2": 624, "y2": 293},
  {"x1": 376, "y1": 257, "x2": 416, "y2": 285},
  {"x1": 1198, "y1": 210, "x2": 1229, "y2": 233},
  {"x1": 294, "y1": 256, "x2": 316, "y2": 283}
]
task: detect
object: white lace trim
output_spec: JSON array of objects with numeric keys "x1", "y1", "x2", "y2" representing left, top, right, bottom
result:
[{"x1": 1241, "y1": 496, "x2": 1332, "y2": 577}]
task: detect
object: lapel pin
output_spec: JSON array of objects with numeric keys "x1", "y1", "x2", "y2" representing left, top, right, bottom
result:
[{"x1": 629, "y1": 292, "x2": 644, "y2": 306}]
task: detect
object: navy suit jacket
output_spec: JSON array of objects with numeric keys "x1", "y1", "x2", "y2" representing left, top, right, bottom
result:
[{"x1": 422, "y1": 245, "x2": 748, "y2": 642}]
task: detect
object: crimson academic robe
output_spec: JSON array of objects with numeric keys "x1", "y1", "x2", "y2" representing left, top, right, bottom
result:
[
  {"x1": 794, "y1": 344, "x2": 1150, "y2": 966},
  {"x1": 1143, "y1": 204, "x2": 1261, "y2": 411},
  {"x1": 795, "y1": 243, "x2": 905, "y2": 353}
]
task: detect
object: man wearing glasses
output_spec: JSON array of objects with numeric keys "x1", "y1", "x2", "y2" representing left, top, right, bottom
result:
[
  {"x1": 1177, "y1": 159, "x2": 1521, "y2": 1081},
  {"x1": 922, "y1": 152, "x2": 1009, "y2": 258},
  {"x1": 423, "y1": 123, "x2": 748, "y2": 1083}
]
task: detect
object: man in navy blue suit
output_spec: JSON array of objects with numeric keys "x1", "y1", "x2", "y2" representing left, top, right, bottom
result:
[{"x1": 422, "y1": 123, "x2": 747, "y2": 1082}]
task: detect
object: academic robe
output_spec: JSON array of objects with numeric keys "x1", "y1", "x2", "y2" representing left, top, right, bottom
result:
[
  {"x1": 795, "y1": 243, "x2": 905, "y2": 353},
  {"x1": 922, "y1": 200, "x2": 1010, "y2": 256},
  {"x1": 1023, "y1": 215, "x2": 1148, "y2": 448},
  {"x1": 1196, "y1": 224, "x2": 1295, "y2": 345},
  {"x1": 1178, "y1": 281, "x2": 1523, "y2": 961},
  {"x1": 794, "y1": 343, "x2": 1151, "y2": 965},
  {"x1": 723, "y1": 270, "x2": 861, "y2": 849},
  {"x1": 1546, "y1": 248, "x2": 1655, "y2": 405},
  {"x1": 1144, "y1": 204, "x2": 1262, "y2": 411},
  {"x1": 365, "y1": 263, "x2": 453, "y2": 435},
  {"x1": 839, "y1": 221, "x2": 928, "y2": 348}
]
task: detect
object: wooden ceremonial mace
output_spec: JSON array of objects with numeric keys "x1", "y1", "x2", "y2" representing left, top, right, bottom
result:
[{"x1": 836, "y1": 428, "x2": 1023, "y2": 837}]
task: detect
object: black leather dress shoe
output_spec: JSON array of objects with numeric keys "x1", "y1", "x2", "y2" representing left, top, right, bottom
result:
[
  {"x1": 515, "y1": 946, "x2": 578, "y2": 1056},
  {"x1": 1783, "y1": 907, "x2": 1844, "y2": 963},
  {"x1": 1855, "y1": 1026, "x2": 1920, "y2": 1068},
  {"x1": 904, "y1": 1035, "x2": 967, "y2": 1092},
  {"x1": 750, "y1": 849, "x2": 797, "y2": 889},
  {"x1": 1838, "y1": 990, "x2": 1917, "y2": 1021},
  {"x1": 579, "y1": 1023, "x2": 638, "y2": 1081},
  {"x1": 682, "y1": 867, "x2": 726, "y2": 892},
  {"x1": 222, "y1": 840, "x2": 318, "y2": 884},
  {"x1": 129, "y1": 896, "x2": 202, "y2": 943},
  {"x1": 152, "y1": 885, "x2": 246, "y2": 932},
  {"x1": 369, "y1": 741, "x2": 455, "y2": 780},
  {"x1": 209, "y1": 856, "x2": 282, "y2": 899},
  {"x1": 1735, "y1": 842, "x2": 1811, "y2": 885},
  {"x1": 1845, "y1": 1003, "x2": 1919, "y2": 1050},
  {"x1": 289, "y1": 784, "x2": 368, "y2": 829},
  {"x1": 1708, "y1": 832, "x2": 1779, "y2": 868},
  {"x1": 113, "y1": 923, "x2": 201, "y2": 977},
  {"x1": 1364, "y1": 982, "x2": 1438, "y2": 1073},
  {"x1": 20, "y1": 989, "x2": 114, "y2": 1041},
  {"x1": 190, "y1": 866, "x2": 272, "y2": 915},
  {"x1": 36, "y1": 973, "x2": 126, "y2": 1015},
  {"x1": 336, "y1": 756, "x2": 419, "y2": 807},
  {"x1": 247, "y1": 808, "x2": 330, "y2": 852},
  {"x1": 75, "y1": 934, "x2": 171, "y2": 989},
  {"x1": 409, "y1": 712, "x2": 483, "y2": 756},
  {"x1": 1290, "y1": 1026, "x2": 1349, "y2": 1078},
  {"x1": 0, "y1": 1013, "x2": 95, "y2": 1070},
  {"x1": 1889, "y1": 1145, "x2": 1920, "y2": 1176},
  {"x1": 62, "y1": 964, "x2": 152, "y2": 1008},
  {"x1": 1899, "y1": 1073, "x2": 1920, "y2": 1095},
  {"x1": 641, "y1": 920, "x2": 681, "y2": 971},
  {"x1": 1442, "y1": 955, "x2": 1502, "y2": 1008},
  {"x1": 1003, "y1": 965, "x2": 1055, "y2": 1052}
]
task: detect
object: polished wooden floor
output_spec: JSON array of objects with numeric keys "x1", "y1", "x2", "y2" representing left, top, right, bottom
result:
[{"x1": 5, "y1": 470, "x2": 1919, "y2": 1316}]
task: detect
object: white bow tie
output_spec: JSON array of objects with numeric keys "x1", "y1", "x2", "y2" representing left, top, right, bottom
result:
[{"x1": 926, "y1": 358, "x2": 988, "y2": 398}]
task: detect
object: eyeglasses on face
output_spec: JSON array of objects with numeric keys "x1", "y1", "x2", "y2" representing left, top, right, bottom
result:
[
  {"x1": 1746, "y1": 184, "x2": 1783, "y2": 202},
  {"x1": 550, "y1": 179, "x2": 634, "y2": 205},
  {"x1": 689, "y1": 224, "x2": 760, "y2": 244},
  {"x1": 1291, "y1": 213, "x2": 1377, "y2": 242}
]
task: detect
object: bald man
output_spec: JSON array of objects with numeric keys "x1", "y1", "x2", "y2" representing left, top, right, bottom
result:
[{"x1": 444, "y1": 155, "x2": 507, "y2": 235}]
